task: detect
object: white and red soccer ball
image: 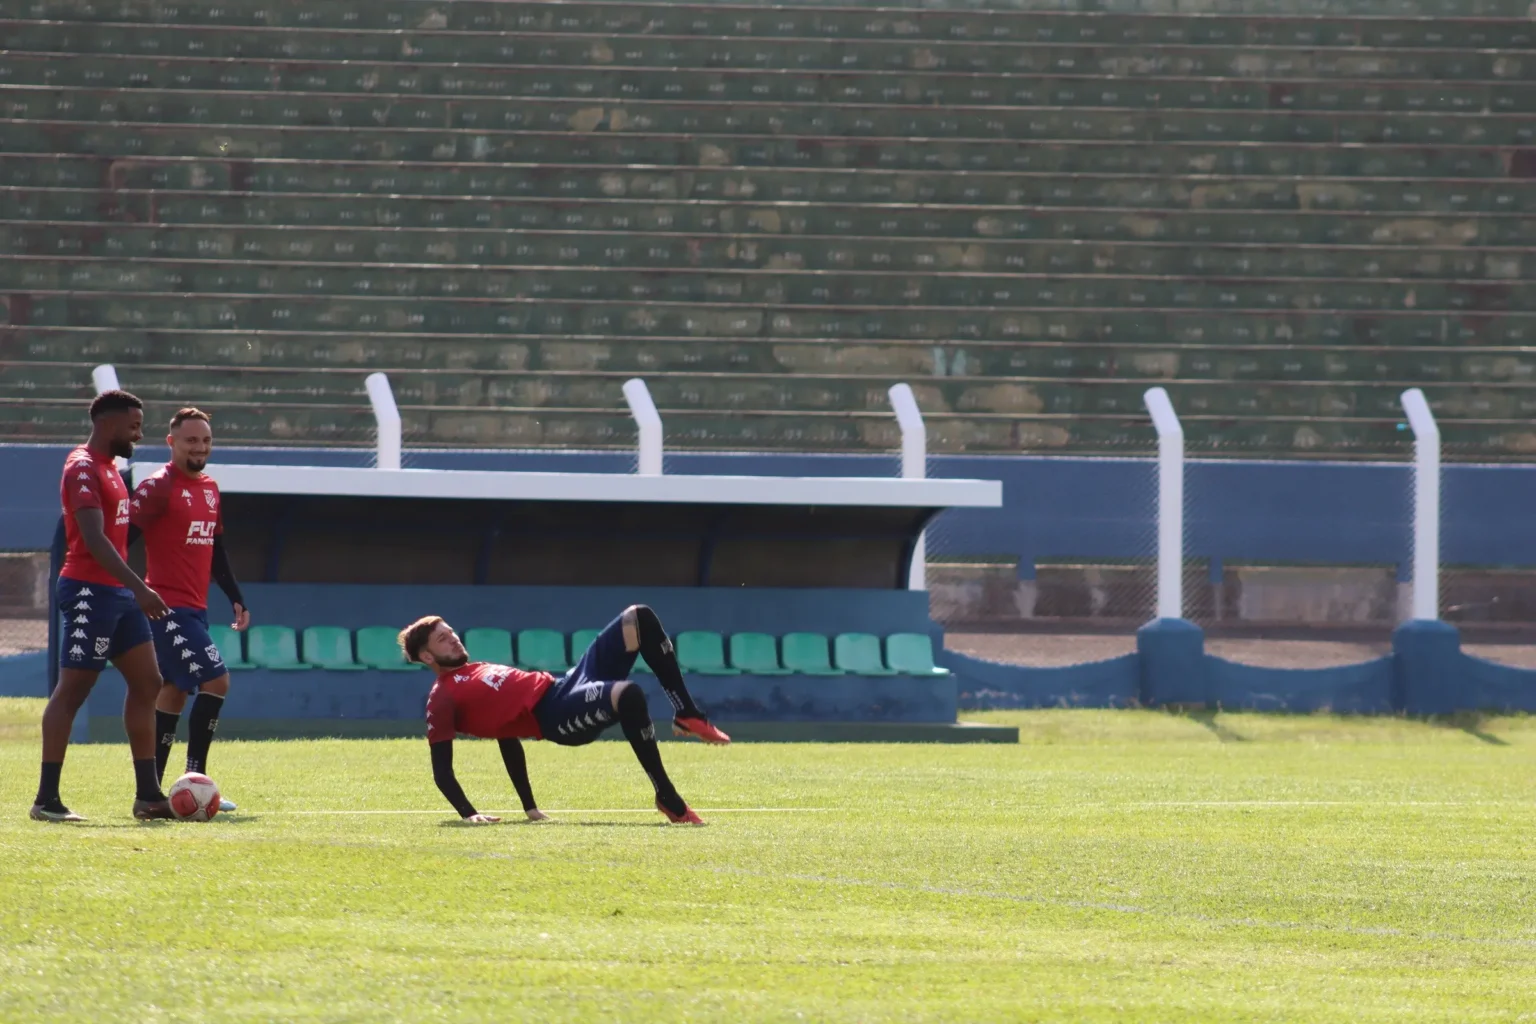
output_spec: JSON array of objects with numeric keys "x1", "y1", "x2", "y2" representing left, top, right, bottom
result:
[{"x1": 168, "y1": 772, "x2": 221, "y2": 821}]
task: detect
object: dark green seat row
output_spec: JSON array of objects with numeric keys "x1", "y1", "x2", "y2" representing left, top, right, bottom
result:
[
  {"x1": 6, "y1": 224, "x2": 1532, "y2": 281},
  {"x1": 13, "y1": 296, "x2": 1536, "y2": 348},
  {"x1": 14, "y1": 329, "x2": 1536, "y2": 384},
  {"x1": 8, "y1": 203, "x2": 1536, "y2": 250},
  {"x1": 6, "y1": 259, "x2": 1536, "y2": 313},
  {"x1": 8, "y1": 394, "x2": 1530, "y2": 458},
  {"x1": 10, "y1": 359, "x2": 1536, "y2": 422},
  {"x1": 6, "y1": 89, "x2": 1533, "y2": 146},
  {"x1": 0, "y1": 123, "x2": 1516, "y2": 178},
  {"x1": 9, "y1": 1, "x2": 1533, "y2": 46},
  {"x1": 5, "y1": 55, "x2": 1532, "y2": 115}
]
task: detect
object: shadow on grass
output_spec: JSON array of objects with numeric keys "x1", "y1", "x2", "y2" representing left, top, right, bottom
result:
[
  {"x1": 436, "y1": 819, "x2": 664, "y2": 829},
  {"x1": 1170, "y1": 707, "x2": 1249, "y2": 743},
  {"x1": 1434, "y1": 712, "x2": 1511, "y2": 746}
]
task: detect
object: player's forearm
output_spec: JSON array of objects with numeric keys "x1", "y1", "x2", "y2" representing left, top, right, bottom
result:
[
  {"x1": 429, "y1": 741, "x2": 478, "y2": 818},
  {"x1": 77, "y1": 512, "x2": 148, "y2": 592},
  {"x1": 210, "y1": 535, "x2": 246, "y2": 608},
  {"x1": 497, "y1": 738, "x2": 538, "y2": 811}
]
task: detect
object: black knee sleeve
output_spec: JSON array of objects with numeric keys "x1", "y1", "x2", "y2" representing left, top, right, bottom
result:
[{"x1": 617, "y1": 684, "x2": 655, "y2": 741}]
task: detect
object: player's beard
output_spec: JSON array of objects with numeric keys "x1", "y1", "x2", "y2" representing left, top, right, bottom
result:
[
  {"x1": 110, "y1": 438, "x2": 134, "y2": 459},
  {"x1": 184, "y1": 457, "x2": 208, "y2": 473},
  {"x1": 435, "y1": 654, "x2": 470, "y2": 670}
]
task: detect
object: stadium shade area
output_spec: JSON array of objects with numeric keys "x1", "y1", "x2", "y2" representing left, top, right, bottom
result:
[{"x1": 3, "y1": 0, "x2": 1536, "y2": 458}]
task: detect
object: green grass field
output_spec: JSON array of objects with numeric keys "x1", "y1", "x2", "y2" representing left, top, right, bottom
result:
[{"x1": 2, "y1": 697, "x2": 1534, "y2": 1022}]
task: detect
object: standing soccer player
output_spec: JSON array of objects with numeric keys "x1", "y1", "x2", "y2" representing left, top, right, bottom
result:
[
  {"x1": 32, "y1": 390, "x2": 175, "y2": 822},
  {"x1": 130, "y1": 408, "x2": 248, "y2": 811},
  {"x1": 400, "y1": 604, "x2": 729, "y2": 826}
]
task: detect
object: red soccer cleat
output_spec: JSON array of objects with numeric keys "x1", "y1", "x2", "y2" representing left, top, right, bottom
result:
[
  {"x1": 656, "y1": 797, "x2": 706, "y2": 826},
  {"x1": 672, "y1": 715, "x2": 731, "y2": 745}
]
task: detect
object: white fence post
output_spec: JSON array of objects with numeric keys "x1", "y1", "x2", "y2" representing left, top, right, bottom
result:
[
  {"x1": 1143, "y1": 387, "x2": 1185, "y2": 620},
  {"x1": 1401, "y1": 388, "x2": 1441, "y2": 621},
  {"x1": 364, "y1": 372, "x2": 402, "y2": 471},
  {"x1": 888, "y1": 383, "x2": 927, "y2": 591},
  {"x1": 622, "y1": 378, "x2": 663, "y2": 476}
]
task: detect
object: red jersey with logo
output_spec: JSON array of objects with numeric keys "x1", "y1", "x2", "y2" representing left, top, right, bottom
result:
[
  {"x1": 130, "y1": 464, "x2": 223, "y2": 609},
  {"x1": 59, "y1": 445, "x2": 132, "y2": 587},
  {"x1": 425, "y1": 662, "x2": 555, "y2": 743}
]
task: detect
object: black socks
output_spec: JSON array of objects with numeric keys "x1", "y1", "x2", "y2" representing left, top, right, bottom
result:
[
  {"x1": 35, "y1": 761, "x2": 64, "y2": 810},
  {"x1": 133, "y1": 758, "x2": 165, "y2": 803},
  {"x1": 632, "y1": 605, "x2": 703, "y2": 719},
  {"x1": 617, "y1": 684, "x2": 686, "y2": 817},
  {"x1": 154, "y1": 709, "x2": 179, "y2": 784},
  {"x1": 185, "y1": 692, "x2": 224, "y2": 776}
]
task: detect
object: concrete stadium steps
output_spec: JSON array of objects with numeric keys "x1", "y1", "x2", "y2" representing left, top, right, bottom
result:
[
  {"x1": 5, "y1": 89, "x2": 1534, "y2": 146},
  {"x1": 5, "y1": 54, "x2": 1535, "y2": 113},
  {"x1": 10, "y1": 299, "x2": 1536, "y2": 348},
  {"x1": 7, "y1": 223, "x2": 1536, "y2": 278},
  {"x1": 15, "y1": 329, "x2": 1536, "y2": 383},
  {"x1": 12, "y1": 0, "x2": 1536, "y2": 39},
  {"x1": 12, "y1": 198, "x2": 1536, "y2": 249},
  {"x1": 4, "y1": 260, "x2": 1534, "y2": 311},
  {"x1": 1, "y1": 124, "x2": 1518, "y2": 177}
]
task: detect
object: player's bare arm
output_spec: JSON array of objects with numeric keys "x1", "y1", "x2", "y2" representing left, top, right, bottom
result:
[{"x1": 75, "y1": 506, "x2": 169, "y2": 620}]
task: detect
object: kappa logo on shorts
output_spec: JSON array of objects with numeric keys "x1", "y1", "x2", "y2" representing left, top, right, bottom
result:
[
  {"x1": 74, "y1": 614, "x2": 89, "y2": 624},
  {"x1": 204, "y1": 644, "x2": 221, "y2": 662},
  {"x1": 165, "y1": 622, "x2": 180, "y2": 632},
  {"x1": 78, "y1": 588, "x2": 92, "y2": 596},
  {"x1": 187, "y1": 661, "x2": 202, "y2": 673},
  {"x1": 173, "y1": 634, "x2": 187, "y2": 646},
  {"x1": 71, "y1": 629, "x2": 86, "y2": 639},
  {"x1": 73, "y1": 601, "x2": 91, "y2": 611},
  {"x1": 181, "y1": 648, "x2": 194, "y2": 660},
  {"x1": 68, "y1": 645, "x2": 85, "y2": 660},
  {"x1": 94, "y1": 637, "x2": 109, "y2": 657}
]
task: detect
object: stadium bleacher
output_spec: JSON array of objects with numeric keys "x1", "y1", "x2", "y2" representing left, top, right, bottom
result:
[{"x1": 3, "y1": 0, "x2": 1536, "y2": 457}]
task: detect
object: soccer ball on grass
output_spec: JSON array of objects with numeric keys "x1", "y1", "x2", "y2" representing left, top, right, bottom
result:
[{"x1": 168, "y1": 772, "x2": 222, "y2": 821}]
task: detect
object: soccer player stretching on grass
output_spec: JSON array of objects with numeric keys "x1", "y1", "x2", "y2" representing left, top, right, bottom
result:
[
  {"x1": 32, "y1": 390, "x2": 175, "y2": 822},
  {"x1": 399, "y1": 605, "x2": 729, "y2": 826},
  {"x1": 130, "y1": 408, "x2": 248, "y2": 812}
]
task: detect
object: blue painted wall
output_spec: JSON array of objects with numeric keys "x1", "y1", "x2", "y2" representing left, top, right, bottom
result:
[{"x1": 5, "y1": 444, "x2": 1535, "y2": 572}]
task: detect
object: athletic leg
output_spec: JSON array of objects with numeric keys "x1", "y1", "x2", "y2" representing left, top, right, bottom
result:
[
  {"x1": 33, "y1": 668, "x2": 97, "y2": 819},
  {"x1": 184, "y1": 673, "x2": 228, "y2": 776},
  {"x1": 112, "y1": 640, "x2": 173, "y2": 817},
  {"x1": 612, "y1": 681, "x2": 702, "y2": 825},
  {"x1": 617, "y1": 605, "x2": 731, "y2": 744},
  {"x1": 154, "y1": 684, "x2": 186, "y2": 785}
]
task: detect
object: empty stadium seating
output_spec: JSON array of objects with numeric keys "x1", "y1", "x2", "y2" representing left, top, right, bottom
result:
[
  {"x1": 4, "y1": 0, "x2": 1536, "y2": 457},
  {"x1": 212, "y1": 624, "x2": 945, "y2": 678}
]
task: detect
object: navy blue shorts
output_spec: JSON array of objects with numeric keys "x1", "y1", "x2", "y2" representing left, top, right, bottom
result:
[
  {"x1": 534, "y1": 614, "x2": 637, "y2": 747},
  {"x1": 57, "y1": 577, "x2": 153, "y2": 673},
  {"x1": 153, "y1": 608, "x2": 228, "y2": 693}
]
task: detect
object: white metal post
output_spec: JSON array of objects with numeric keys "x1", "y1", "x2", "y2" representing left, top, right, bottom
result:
[
  {"x1": 364, "y1": 372, "x2": 402, "y2": 471},
  {"x1": 1143, "y1": 387, "x2": 1185, "y2": 620},
  {"x1": 889, "y1": 383, "x2": 927, "y2": 591},
  {"x1": 622, "y1": 378, "x2": 663, "y2": 476},
  {"x1": 1401, "y1": 388, "x2": 1440, "y2": 621}
]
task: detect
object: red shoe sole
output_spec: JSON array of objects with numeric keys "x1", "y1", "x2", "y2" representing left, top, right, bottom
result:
[{"x1": 673, "y1": 717, "x2": 731, "y2": 745}]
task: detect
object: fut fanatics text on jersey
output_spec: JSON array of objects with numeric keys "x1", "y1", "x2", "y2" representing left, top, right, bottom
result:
[{"x1": 131, "y1": 464, "x2": 223, "y2": 610}]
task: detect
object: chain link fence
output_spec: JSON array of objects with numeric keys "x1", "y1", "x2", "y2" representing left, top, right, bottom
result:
[{"x1": 0, "y1": 550, "x2": 49, "y2": 659}]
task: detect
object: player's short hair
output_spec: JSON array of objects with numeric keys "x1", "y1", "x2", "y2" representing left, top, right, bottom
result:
[
  {"x1": 399, "y1": 615, "x2": 445, "y2": 664},
  {"x1": 89, "y1": 389, "x2": 143, "y2": 420},
  {"x1": 170, "y1": 407, "x2": 211, "y2": 430}
]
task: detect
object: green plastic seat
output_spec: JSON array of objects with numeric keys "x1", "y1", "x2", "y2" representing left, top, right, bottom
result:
[
  {"x1": 245, "y1": 625, "x2": 311, "y2": 670},
  {"x1": 884, "y1": 633, "x2": 951, "y2": 677},
  {"x1": 303, "y1": 626, "x2": 367, "y2": 671},
  {"x1": 356, "y1": 626, "x2": 420, "y2": 672},
  {"x1": 464, "y1": 627, "x2": 514, "y2": 665},
  {"x1": 676, "y1": 631, "x2": 740, "y2": 676},
  {"x1": 517, "y1": 629, "x2": 570, "y2": 673},
  {"x1": 570, "y1": 629, "x2": 601, "y2": 661},
  {"x1": 729, "y1": 632, "x2": 792, "y2": 675},
  {"x1": 208, "y1": 624, "x2": 254, "y2": 670},
  {"x1": 780, "y1": 633, "x2": 844, "y2": 676},
  {"x1": 833, "y1": 633, "x2": 898, "y2": 676}
]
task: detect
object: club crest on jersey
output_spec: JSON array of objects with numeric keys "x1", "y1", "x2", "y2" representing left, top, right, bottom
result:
[
  {"x1": 94, "y1": 637, "x2": 109, "y2": 657},
  {"x1": 204, "y1": 490, "x2": 217, "y2": 510},
  {"x1": 205, "y1": 644, "x2": 221, "y2": 662}
]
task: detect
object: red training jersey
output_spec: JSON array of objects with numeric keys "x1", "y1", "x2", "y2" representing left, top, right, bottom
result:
[
  {"x1": 59, "y1": 444, "x2": 132, "y2": 587},
  {"x1": 130, "y1": 464, "x2": 223, "y2": 610},
  {"x1": 425, "y1": 662, "x2": 555, "y2": 744}
]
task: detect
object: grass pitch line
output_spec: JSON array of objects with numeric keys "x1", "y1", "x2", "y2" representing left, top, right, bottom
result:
[{"x1": 276, "y1": 807, "x2": 829, "y2": 815}]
